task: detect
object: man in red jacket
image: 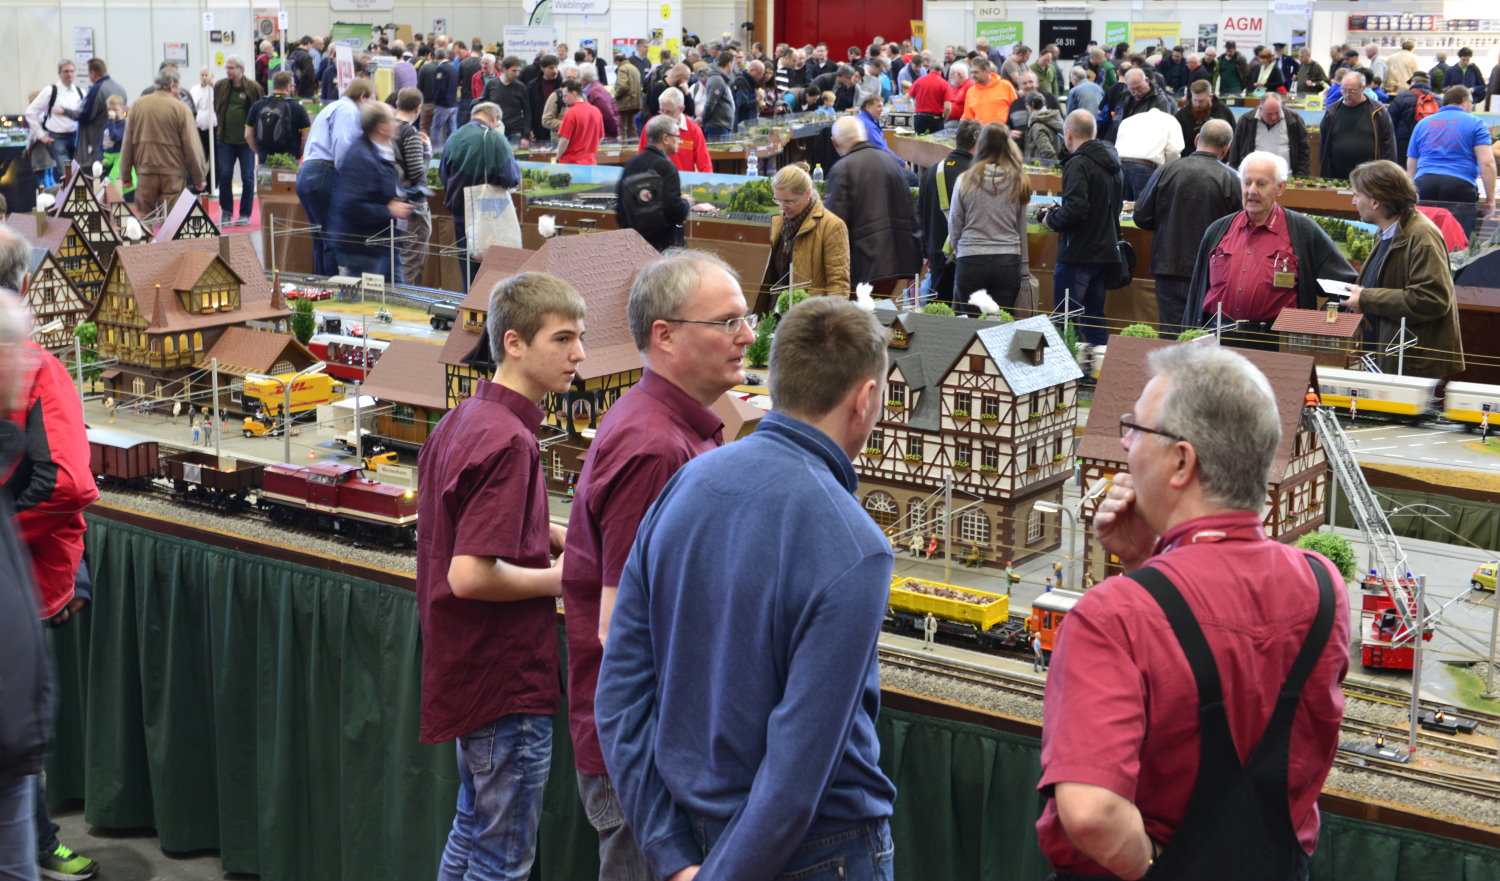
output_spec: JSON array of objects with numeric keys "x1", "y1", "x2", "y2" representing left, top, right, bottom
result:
[{"x1": 1, "y1": 225, "x2": 100, "y2": 881}]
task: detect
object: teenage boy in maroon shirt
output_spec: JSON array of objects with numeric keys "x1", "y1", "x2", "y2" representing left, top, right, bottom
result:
[
  {"x1": 416, "y1": 271, "x2": 586, "y2": 881},
  {"x1": 563, "y1": 249, "x2": 755, "y2": 880}
]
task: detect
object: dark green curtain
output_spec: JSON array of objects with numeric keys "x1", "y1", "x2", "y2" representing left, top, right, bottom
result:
[
  {"x1": 47, "y1": 514, "x2": 1500, "y2": 881},
  {"x1": 1329, "y1": 484, "x2": 1500, "y2": 550}
]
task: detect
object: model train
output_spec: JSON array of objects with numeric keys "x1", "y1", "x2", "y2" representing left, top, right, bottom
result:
[
  {"x1": 1315, "y1": 367, "x2": 1500, "y2": 427},
  {"x1": 86, "y1": 429, "x2": 418, "y2": 547},
  {"x1": 884, "y1": 575, "x2": 1078, "y2": 659}
]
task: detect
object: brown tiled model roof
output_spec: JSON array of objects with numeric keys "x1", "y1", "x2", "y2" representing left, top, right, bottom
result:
[
  {"x1": 359, "y1": 339, "x2": 449, "y2": 412},
  {"x1": 4, "y1": 214, "x2": 74, "y2": 255},
  {"x1": 1271, "y1": 308, "x2": 1365, "y2": 338},
  {"x1": 1075, "y1": 335, "x2": 1317, "y2": 487},
  {"x1": 439, "y1": 327, "x2": 485, "y2": 368},
  {"x1": 458, "y1": 245, "x2": 535, "y2": 312},
  {"x1": 518, "y1": 230, "x2": 660, "y2": 380},
  {"x1": 710, "y1": 392, "x2": 765, "y2": 441},
  {"x1": 92, "y1": 236, "x2": 286, "y2": 332},
  {"x1": 50, "y1": 168, "x2": 91, "y2": 218},
  {"x1": 195, "y1": 326, "x2": 318, "y2": 376}
]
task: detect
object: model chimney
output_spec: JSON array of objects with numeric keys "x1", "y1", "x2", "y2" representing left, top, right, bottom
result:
[
  {"x1": 219, "y1": 232, "x2": 232, "y2": 266},
  {"x1": 33, "y1": 207, "x2": 46, "y2": 237}
]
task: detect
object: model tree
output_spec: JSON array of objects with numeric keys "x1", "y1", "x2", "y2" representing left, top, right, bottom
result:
[
  {"x1": 291, "y1": 297, "x2": 316, "y2": 344},
  {"x1": 1294, "y1": 532, "x2": 1357, "y2": 581}
]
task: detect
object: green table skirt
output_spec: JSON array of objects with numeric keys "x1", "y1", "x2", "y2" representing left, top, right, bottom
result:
[{"x1": 44, "y1": 513, "x2": 1500, "y2": 879}]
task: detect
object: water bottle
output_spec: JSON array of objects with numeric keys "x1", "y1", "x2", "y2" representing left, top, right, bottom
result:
[
  {"x1": 812, "y1": 165, "x2": 824, "y2": 184},
  {"x1": 746, "y1": 152, "x2": 759, "y2": 178}
]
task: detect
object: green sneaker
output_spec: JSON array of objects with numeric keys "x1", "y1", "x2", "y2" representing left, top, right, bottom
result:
[{"x1": 39, "y1": 844, "x2": 98, "y2": 880}]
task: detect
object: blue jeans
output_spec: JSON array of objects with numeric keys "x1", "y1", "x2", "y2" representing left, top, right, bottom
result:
[
  {"x1": 450, "y1": 216, "x2": 481, "y2": 290},
  {"x1": 334, "y1": 244, "x2": 393, "y2": 282},
  {"x1": 694, "y1": 817, "x2": 893, "y2": 881},
  {"x1": 437, "y1": 714, "x2": 551, "y2": 881},
  {"x1": 0, "y1": 776, "x2": 37, "y2": 881},
  {"x1": 46, "y1": 137, "x2": 74, "y2": 175},
  {"x1": 1053, "y1": 262, "x2": 1111, "y2": 346},
  {"x1": 432, "y1": 107, "x2": 458, "y2": 150},
  {"x1": 296, "y1": 160, "x2": 337, "y2": 276},
  {"x1": 1121, "y1": 160, "x2": 1156, "y2": 202},
  {"x1": 32, "y1": 775, "x2": 56, "y2": 858},
  {"x1": 577, "y1": 773, "x2": 651, "y2": 881},
  {"x1": 216, "y1": 140, "x2": 256, "y2": 219},
  {"x1": 703, "y1": 126, "x2": 732, "y2": 140}
]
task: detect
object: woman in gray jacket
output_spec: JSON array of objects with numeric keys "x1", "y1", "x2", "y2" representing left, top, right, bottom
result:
[{"x1": 947, "y1": 122, "x2": 1032, "y2": 313}]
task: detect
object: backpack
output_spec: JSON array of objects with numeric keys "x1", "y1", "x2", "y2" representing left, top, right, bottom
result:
[
  {"x1": 619, "y1": 168, "x2": 669, "y2": 237},
  {"x1": 254, "y1": 96, "x2": 297, "y2": 155},
  {"x1": 1413, "y1": 90, "x2": 1440, "y2": 123}
]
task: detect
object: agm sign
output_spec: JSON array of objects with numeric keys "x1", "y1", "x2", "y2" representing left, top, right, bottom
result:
[{"x1": 1221, "y1": 15, "x2": 1265, "y2": 46}]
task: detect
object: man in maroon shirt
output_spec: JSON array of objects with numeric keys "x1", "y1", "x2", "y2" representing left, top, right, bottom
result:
[
  {"x1": 562, "y1": 249, "x2": 754, "y2": 879},
  {"x1": 1038, "y1": 343, "x2": 1348, "y2": 881},
  {"x1": 416, "y1": 271, "x2": 586, "y2": 881},
  {"x1": 557, "y1": 79, "x2": 604, "y2": 164},
  {"x1": 561, "y1": 250, "x2": 756, "y2": 881}
]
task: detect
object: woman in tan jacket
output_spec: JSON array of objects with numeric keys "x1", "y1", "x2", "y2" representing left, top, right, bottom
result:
[{"x1": 757, "y1": 164, "x2": 850, "y2": 313}]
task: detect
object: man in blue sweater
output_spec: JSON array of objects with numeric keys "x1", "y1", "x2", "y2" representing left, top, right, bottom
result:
[{"x1": 596, "y1": 297, "x2": 897, "y2": 881}]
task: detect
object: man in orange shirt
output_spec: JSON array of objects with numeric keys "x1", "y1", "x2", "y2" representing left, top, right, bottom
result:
[
  {"x1": 962, "y1": 58, "x2": 1017, "y2": 125},
  {"x1": 556, "y1": 78, "x2": 603, "y2": 165}
]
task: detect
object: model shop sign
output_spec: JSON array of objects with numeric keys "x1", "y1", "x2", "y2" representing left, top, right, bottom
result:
[
  {"x1": 1039, "y1": 20, "x2": 1090, "y2": 59},
  {"x1": 1220, "y1": 15, "x2": 1265, "y2": 47}
]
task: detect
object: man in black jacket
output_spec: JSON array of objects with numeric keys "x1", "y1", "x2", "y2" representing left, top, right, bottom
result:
[
  {"x1": 915, "y1": 120, "x2": 980, "y2": 305},
  {"x1": 1041, "y1": 110, "x2": 1122, "y2": 348},
  {"x1": 456, "y1": 42, "x2": 483, "y2": 126},
  {"x1": 1133, "y1": 119, "x2": 1241, "y2": 334},
  {"x1": 482, "y1": 56, "x2": 531, "y2": 146},
  {"x1": 1389, "y1": 71, "x2": 1436, "y2": 163},
  {"x1": 1228, "y1": 94, "x2": 1311, "y2": 176},
  {"x1": 1175, "y1": 80, "x2": 1234, "y2": 154},
  {"x1": 525, "y1": 55, "x2": 561, "y2": 142},
  {"x1": 805, "y1": 43, "x2": 839, "y2": 81},
  {"x1": 824, "y1": 116, "x2": 920, "y2": 291},
  {"x1": 1319, "y1": 71, "x2": 1397, "y2": 180},
  {"x1": 616, "y1": 115, "x2": 692, "y2": 252},
  {"x1": 0, "y1": 289, "x2": 56, "y2": 881}
]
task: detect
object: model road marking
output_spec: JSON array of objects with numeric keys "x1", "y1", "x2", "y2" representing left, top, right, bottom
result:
[
  {"x1": 1357, "y1": 445, "x2": 1396, "y2": 452},
  {"x1": 1397, "y1": 432, "x2": 1429, "y2": 438}
]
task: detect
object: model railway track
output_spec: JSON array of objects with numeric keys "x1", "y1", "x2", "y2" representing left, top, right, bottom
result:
[
  {"x1": 1343, "y1": 680, "x2": 1500, "y2": 730},
  {"x1": 1336, "y1": 753, "x2": 1500, "y2": 801},
  {"x1": 877, "y1": 645, "x2": 1046, "y2": 703},
  {"x1": 1339, "y1": 718, "x2": 1499, "y2": 765},
  {"x1": 272, "y1": 270, "x2": 456, "y2": 306}
]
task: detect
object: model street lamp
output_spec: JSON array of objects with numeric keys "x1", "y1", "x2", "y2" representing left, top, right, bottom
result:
[{"x1": 246, "y1": 362, "x2": 327, "y2": 464}]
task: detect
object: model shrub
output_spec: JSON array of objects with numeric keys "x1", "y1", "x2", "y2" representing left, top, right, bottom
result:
[{"x1": 1294, "y1": 532, "x2": 1358, "y2": 581}]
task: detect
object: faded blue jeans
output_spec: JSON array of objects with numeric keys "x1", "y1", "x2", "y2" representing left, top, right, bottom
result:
[
  {"x1": 694, "y1": 817, "x2": 894, "y2": 881},
  {"x1": 0, "y1": 776, "x2": 37, "y2": 881},
  {"x1": 437, "y1": 714, "x2": 551, "y2": 881}
]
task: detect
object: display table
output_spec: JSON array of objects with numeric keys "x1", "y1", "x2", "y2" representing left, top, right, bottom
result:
[{"x1": 43, "y1": 506, "x2": 1500, "y2": 881}]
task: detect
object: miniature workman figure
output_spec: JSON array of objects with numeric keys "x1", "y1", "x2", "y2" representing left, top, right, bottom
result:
[
  {"x1": 597, "y1": 298, "x2": 898, "y2": 881},
  {"x1": 1006, "y1": 560, "x2": 1020, "y2": 595},
  {"x1": 415, "y1": 272, "x2": 586, "y2": 880},
  {"x1": 923, "y1": 612, "x2": 938, "y2": 649},
  {"x1": 1038, "y1": 344, "x2": 1349, "y2": 881},
  {"x1": 1032, "y1": 630, "x2": 1047, "y2": 672}
]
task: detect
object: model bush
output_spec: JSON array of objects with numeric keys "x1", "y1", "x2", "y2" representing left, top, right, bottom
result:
[
  {"x1": 291, "y1": 297, "x2": 316, "y2": 344},
  {"x1": 745, "y1": 313, "x2": 775, "y2": 368},
  {"x1": 1294, "y1": 531, "x2": 1358, "y2": 581},
  {"x1": 265, "y1": 153, "x2": 297, "y2": 169},
  {"x1": 725, "y1": 178, "x2": 776, "y2": 214},
  {"x1": 774, "y1": 287, "x2": 810, "y2": 315},
  {"x1": 922, "y1": 302, "x2": 955, "y2": 316},
  {"x1": 1177, "y1": 328, "x2": 1209, "y2": 341},
  {"x1": 1120, "y1": 323, "x2": 1159, "y2": 338}
]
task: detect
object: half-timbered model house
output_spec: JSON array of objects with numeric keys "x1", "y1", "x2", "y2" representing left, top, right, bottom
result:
[
  {"x1": 51, "y1": 169, "x2": 123, "y2": 268},
  {"x1": 197, "y1": 326, "x2": 319, "y2": 413},
  {"x1": 4, "y1": 211, "x2": 106, "y2": 299},
  {"x1": 358, "y1": 338, "x2": 449, "y2": 446},
  {"x1": 82, "y1": 236, "x2": 290, "y2": 409},
  {"x1": 157, "y1": 191, "x2": 222, "y2": 241},
  {"x1": 439, "y1": 229, "x2": 669, "y2": 489},
  {"x1": 858, "y1": 312, "x2": 1083, "y2": 570},
  {"x1": 1075, "y1": 335, "x2": 1329, "y2": 586},
  {"x1": 101, "y1": 182, "x2": 152, "y2": 244},
  {"x1": 23, "y1": 248, "x2": 90, "y2": 352}
]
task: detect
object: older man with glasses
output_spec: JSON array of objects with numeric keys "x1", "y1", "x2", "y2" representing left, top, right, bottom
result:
[
  {"x1": 564, "y1": 250, "x2": 755, "y2": 881},
  {"x1": 1040, "y1": 343, "x2": 1349, "y2": 880}
]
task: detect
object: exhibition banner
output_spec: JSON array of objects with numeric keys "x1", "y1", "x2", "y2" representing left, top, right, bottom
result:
[
  {"x1": 975, "y1": 21, "x2": 1023, "y2": 50},
  {"x1": 1104, "y1": 22, "x2": 1130, "y2": 47},
  {"x1": 330, "y1": 22, "x2": 370, "y2": 49},
  {"x1": 1131, "y1": 22, "x2": 1180, "y2": 51},
  {"x1": 1221, "y1": 13, "x2": 1266, "y2": 47},
  {"x1": 504, "y1": 26, "x2": 556, "y2": 63},
  {"x1": 1039, "y1": 19, "x2": 1090, "y2": 59}
]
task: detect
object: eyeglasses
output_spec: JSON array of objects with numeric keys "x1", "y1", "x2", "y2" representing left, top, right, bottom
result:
[
  {"x1": 1119, "y1": 413, "x2": 1186, "y2": 444},
  {"x1": 664, "y1": 313, "x2": 760, "y2": 334},
  {"x1": 772, "y1": 195, "x2": 805, "y2": 206}
]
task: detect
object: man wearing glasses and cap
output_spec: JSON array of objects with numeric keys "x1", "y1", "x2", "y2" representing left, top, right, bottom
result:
[
  {"x1": 563, "y1": 249, "x2": 755, "y2": 881},
  {"x1": 1038, "y1": 342, "x2": 1349, "y2": 881}
]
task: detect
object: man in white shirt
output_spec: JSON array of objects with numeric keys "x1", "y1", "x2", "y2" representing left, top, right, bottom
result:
[
  {"x1": 1114, "y1": 107, "x2": 1183, "y2": 200},
  {"x1": 24, "y1": 59, "x2": 85, "y2": 186}
]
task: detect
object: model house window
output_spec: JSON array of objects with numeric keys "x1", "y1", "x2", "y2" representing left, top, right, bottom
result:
[
  {"x1": 969, "y1": 355, "x2": 985, "y2": 373},
  {"x1": 864, "y1": 492, "x2": 898, "y2": 528},
  {"x1": 869, "y1": 429, "x2": 883, "y2": 450},
  {"x1": 393, "y1": 405, "x2": 415, "y2": 425},
  {"x1": 981, "y1": 395, "x2": 998, "y2": 418},
  {"x1": 908, "y1": 435, "x2": 923, "y2": 459},
  {"x1": 1027, "y1": 507, "x2": 1044, "y2": 543},
  {"x1": 960, "y1": 511, "x2": 989, "y2": 545},
  {"x1": 909, "y1": 498, "x2": 927, "y2": 530},
  {"x1": 890, "y1": 383, "x2": 906, "y2": 407},
  {"x1": 982, "y1": 447, "x2": 999, "y2": 470},
  {"x1": 954, "y1": 392, "x2": 971, "y2": 414},
  {"x1": 552, "y1": 453, "x2": 565, "y2": 480}
]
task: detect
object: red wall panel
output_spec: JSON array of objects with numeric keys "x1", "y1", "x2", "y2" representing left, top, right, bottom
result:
[{"x1": 774, "y1": 0, "x2": 923, "y2": 58}]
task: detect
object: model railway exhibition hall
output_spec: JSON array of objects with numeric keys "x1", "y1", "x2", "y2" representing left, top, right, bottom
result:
[{"x1": 14, "y1": 0, "x2": 1500, "y2": 878}]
